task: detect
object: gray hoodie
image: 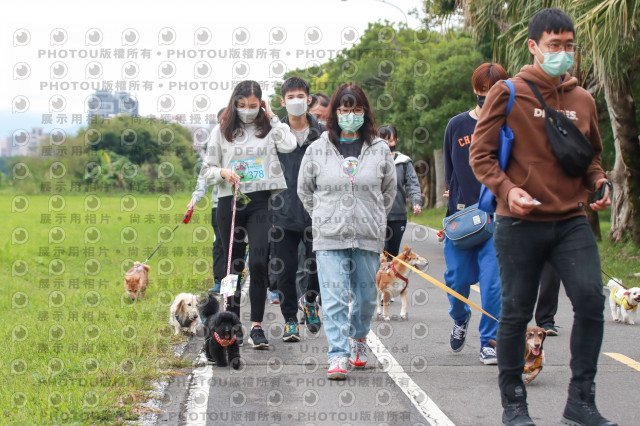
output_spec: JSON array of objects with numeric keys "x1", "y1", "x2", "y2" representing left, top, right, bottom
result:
[
  {"x1": 297, "y1": 132, "x2": 397, "y2": 253},
  {"x1": 388, "y1": 152, "x2": 422, "y2": 221}
]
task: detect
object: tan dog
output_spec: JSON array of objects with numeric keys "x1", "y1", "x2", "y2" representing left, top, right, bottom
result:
[
  {"x1": 523, "y1": 326, "x2": 546, "y2": 384},
  {"x1": 124, "y1": 261, "x2": 149, "y2": 300},
  {"x1": 169, "y1": 293, "x2": 201, "y2": 335},
  {"x1": 376, "y1": 244, "x2": 428, "y2": 321}
]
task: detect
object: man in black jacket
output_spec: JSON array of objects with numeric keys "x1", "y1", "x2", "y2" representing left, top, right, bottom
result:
[{"x1": 272, "y1": 77, "x2": 323, "y2": 342}]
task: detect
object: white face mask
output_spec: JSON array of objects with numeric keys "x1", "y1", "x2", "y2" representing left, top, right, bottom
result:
[
  {"x1": 285, "y1": 98, "x2": 307, "y2": 117},
  {"x1": 237, "y1": 108, "x2": 260, "y2": 123}
]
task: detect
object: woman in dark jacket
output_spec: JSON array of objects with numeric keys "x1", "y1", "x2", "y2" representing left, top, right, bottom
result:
[{"x1": 378, "y1": 125, "x2": 423, "y2": 259}]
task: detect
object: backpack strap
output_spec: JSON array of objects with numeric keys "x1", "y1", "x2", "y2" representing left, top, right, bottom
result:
[
  {"x1": 522, "y1": 80, "x2": 548, "y2": 109},
  {"x1": 504, "y1": 80, "x2": 515, "y2": 116}
]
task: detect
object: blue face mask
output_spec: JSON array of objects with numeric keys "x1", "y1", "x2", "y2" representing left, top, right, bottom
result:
[
  {"x1": 338, "y1": 112, "x2": 364, "y2": 133},
  {"x1": 535, "y1": 44, "x2": 574, "y2": 77}
]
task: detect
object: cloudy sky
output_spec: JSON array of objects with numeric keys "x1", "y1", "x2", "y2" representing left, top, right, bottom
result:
[{"x1": 1, "y1": 0, "x2": 425, "y2": 139}]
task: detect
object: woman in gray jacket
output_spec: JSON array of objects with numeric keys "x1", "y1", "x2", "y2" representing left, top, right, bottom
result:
[{"x1": 298, "y1": 83, "x2": 397, "y2": 380}]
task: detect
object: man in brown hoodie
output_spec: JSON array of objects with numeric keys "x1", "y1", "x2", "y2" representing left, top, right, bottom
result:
[{"x1": 470, "y1": 8, "x2": 615, "y2": 426}]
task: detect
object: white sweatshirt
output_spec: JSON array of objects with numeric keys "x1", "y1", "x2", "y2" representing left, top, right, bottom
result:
[{"x1": 200, "y1": 118, "x2": 296, "y2": 198}]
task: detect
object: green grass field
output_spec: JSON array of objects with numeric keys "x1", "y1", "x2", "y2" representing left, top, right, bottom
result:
[
  {"x1": 1, "y1": 193, "x2": 214, "y2": 424},
  {"x1": 409, "y1": 205, "x2": 640, "y2": 288}
]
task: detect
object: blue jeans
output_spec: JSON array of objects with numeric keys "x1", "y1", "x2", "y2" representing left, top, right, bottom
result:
[
  {"x1": 443, "y1": 236, "x2": 501, "y2": 346},
  {"x1": 493, "y1": 215, "x2": 605, "y2": 399},
  {"x1": 315, "y1": 249, "x2": 379, "y2": 360}
]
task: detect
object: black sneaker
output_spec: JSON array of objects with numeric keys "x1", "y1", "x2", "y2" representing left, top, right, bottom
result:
[
  {"x1": 540, "y1": 323, "x2": 558, "y2": 336},
  {"x1": 248, "y1": 326, "x2": 269, "y2": 349},
  {"x1": 298, "y1": 296, "x2": 322, "y2": 333},
  {"x1": 450, "y1": 311, "x2": 471, "y2": 352},
  {"x1": 283, "y1": 321, "x2": 300, "y2": 342},
  {"x1": 562, "y1": 382, "x2": 617, "y2": 426}
]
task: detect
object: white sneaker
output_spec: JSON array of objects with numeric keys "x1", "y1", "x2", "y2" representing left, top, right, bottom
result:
[
  {"x1": 349, "y1": 337, "x2": 368, "y2": 368},
  {"x1": 327, "y1": 356, "x2": 348, "y2": 380}
]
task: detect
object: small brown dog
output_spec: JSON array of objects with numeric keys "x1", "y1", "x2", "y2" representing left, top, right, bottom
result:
[
  {"x1": 376, "y1": 244, "x2": 428, "y2": 321},
  {"x1": 124, "y1": 261, "x2": 149, "y2": 300},
  {"x1": 523, "y1": 326, "x2": 546, "y2": 384}
]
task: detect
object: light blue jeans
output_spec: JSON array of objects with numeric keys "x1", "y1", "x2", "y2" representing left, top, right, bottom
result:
[{"x1": 315, "y1": 248, "x2": 379, "y2": 360}]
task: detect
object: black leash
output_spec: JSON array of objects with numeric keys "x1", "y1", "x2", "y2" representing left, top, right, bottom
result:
[
  {"x1": 602, "y1": 270, "x2": 626, "y2": 289},
  {"x1": 142, "y1": 207, "x2": 194, "y2": 265}
]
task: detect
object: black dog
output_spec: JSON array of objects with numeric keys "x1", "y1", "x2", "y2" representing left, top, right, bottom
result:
[{"x1": 198, "y1": 293, "x2": 242, "y2": 369}]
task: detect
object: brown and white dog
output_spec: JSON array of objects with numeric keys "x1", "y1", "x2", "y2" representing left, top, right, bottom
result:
[
  {"x1": 523, "y1": 326, "x2": 546, "y2": 384},
  {"x1": 607, "y1": 279, "x2": 640, "y2": 325},
  {"x1": 169, "y1": 293, "x2": 201, "y2": 335},
  {"x1": 124, "y1": 261, "x2": 150, "y2": 300},
  {"x1": 376, "y1": 244, "x2": 428, "y2": 321}
]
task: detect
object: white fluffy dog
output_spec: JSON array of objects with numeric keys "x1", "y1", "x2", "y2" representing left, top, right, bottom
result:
[
  {"x1": 607, "y1": 279, "x2": 640, "y2": 325},
  {"x1": 169, "y1": 293, "x2": 201, "y2": 334}
]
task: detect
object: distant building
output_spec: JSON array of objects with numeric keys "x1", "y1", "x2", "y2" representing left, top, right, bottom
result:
[
  {"x1": 88, "y1": 90, "x2": 139, "y2": 121},
  {"x1": 2, "y1": 127, "x2": 44, "y2": 157}
]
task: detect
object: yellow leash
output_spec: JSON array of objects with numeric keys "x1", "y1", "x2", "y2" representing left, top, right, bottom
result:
[{"x1": 384, "y1": 251, "x2": 499, "y2": 322}]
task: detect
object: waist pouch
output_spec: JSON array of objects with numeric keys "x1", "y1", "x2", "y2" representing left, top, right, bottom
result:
[{"x1": 443, "y1": 203, "x2": 494, "y2": 249}]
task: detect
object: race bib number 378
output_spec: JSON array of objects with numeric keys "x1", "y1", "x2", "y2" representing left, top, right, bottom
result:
[{"x1": 230, "y1": 158, "x2": 265, "y2": 182}]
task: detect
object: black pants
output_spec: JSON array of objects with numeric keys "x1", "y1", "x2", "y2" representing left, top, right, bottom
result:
[
  {"x1": 273, "y1": 227, "x2": 319, "y2": 322},
  {"x1": 212, "y1": 206, "x2": 246, "y2": 284},
  {"x1": 493, "y1": 215, "x2": 605, "y2": 401},
  {"x1": 535, "y1": 262, "x2": 561, "y2": 327},
  {"x1": 217, "y1": 191, "x2": 272, "y2": 323},
  {"x1": 385, "y1": 219, "x2": 407, "y2": 258}
]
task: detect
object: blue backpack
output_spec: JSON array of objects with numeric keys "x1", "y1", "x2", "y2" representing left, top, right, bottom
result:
[{"x1": 478, "y1": 80, "x2": 515, "y2": 213}]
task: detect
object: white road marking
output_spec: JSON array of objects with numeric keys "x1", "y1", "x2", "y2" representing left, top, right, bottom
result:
[
  {"x1": 183, "y1": 352, "x2": 211, "y2": 426},
  {"x1": 367, "y1": 330, "x2": 455, "y2": 426}
]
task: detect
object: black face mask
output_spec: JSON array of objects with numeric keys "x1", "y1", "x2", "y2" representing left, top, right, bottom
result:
[
  {"x1": 388, "y1": 144, "x2": 396, "y2": 152},
  {"x1": 476, "y1": 95, "x2": 486, "y2": 108}
]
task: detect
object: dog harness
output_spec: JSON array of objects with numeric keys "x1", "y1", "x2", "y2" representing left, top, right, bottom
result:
[
  {"x1": 613, "y1": 288, "x2": 638, "y2": 311},
  {"x1": 175, "y1": 315, "x2": 196, "y2": 328},
  {"x1": 523, "y1": 350, "x2": 544, "y2": 374},
  {"x1": 389, "y1": 263, "x2": 409, "y2": 294},
  {"x1": 214, "y1": 332, "x2": 237, "y2": 347}
]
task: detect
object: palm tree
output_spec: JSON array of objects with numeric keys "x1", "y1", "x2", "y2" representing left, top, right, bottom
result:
[{"x1": 428, "y1": 0, "x2": 640, "y2": 243}]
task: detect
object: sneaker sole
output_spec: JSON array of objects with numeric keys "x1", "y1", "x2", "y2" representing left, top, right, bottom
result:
[
  {"x1": 283, "y1": 335, "x2": 301, "y2": 342},
  {"x1": 561, "y1": 417, "x2": 582, "y2": 426},
  {"x1": 248, "y1": 338, "x2": 269, "y2": 349},
  {"x1": 327, "y1": 372, "x2": 347, "y2": 380},
  {"x1": 480, "y1": 357, "x2": 498, "y2": 365},
  {"x1": 545, "y1": 330, "x2": 558, "y2": 336},
  {"x1": 349, "y1": 360, "x2": 367, "y2": 368}
]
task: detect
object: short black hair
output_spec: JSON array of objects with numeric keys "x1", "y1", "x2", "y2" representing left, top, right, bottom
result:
[
  {"x1": 528, "y1": 8, "x2": 575, "y2": 43},
  {"x1": 280, "y1": 76, "x2": 310, "y2": 97},
  {"x1": 309, "y1": 92, "x2": 330, "y2": 109},
  {"x1": 378, "y1": 125, "x2": 397, "y2": 141}
]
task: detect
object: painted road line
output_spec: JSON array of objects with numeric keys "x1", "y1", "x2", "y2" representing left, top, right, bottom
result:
[
  {"x1": 471, "y1": 284, "x2": 479, "y2": 293},
  {"x1": 603, "y1": 352, "x2": 640, "y2": 372},
  {"x1": 367, "y1": 330, "x2": 455, "y2": 426},
  {"x1": 184, "y1": 352, "x2": 212, "y2": 426}
]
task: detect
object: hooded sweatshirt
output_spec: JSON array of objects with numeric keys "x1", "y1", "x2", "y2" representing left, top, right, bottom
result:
[
  {"x1": 388, "y1": 152, "x2": 422, "y2": 220},
  {"x1": 469, "y1": 65, "x2": 605, "y2": 221},
  {"x1": 297, "y1": 132, "x2": 397, "y2": 253}
]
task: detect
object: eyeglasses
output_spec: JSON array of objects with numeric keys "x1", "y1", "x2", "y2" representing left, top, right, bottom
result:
[
  {"x1": 544, "y1": 42, "x2": 579, "y2": 53},
  {"x1": 336, "y1": 106, "x2": 365, "y2": 114}
]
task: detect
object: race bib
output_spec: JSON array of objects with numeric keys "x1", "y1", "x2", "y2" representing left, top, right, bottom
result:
[{"x1": 230, "y1": 158, "x2": 265, "y2": 182}]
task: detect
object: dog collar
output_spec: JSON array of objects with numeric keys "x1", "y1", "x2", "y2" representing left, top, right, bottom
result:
[
  {"x1": 175, "y1": 315, "x2": 196, "y2": 328},
  {"x1": 214, "y1": 332, "x2": 237, "y2": 347},
  {"x1": 524, "y1": 350, "x2": 544, "y2": 373},
  {"x1": 389, "y1": 263, "x2": 409, "y2": 294}
]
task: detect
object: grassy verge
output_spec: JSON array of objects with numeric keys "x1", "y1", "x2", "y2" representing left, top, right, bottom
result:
[
  {"x1": 1, "y1": 193, "x2": 212, "y2": 424},
  {"x1": 410, "y1": 207, "x2": 639, "y2": 288}
]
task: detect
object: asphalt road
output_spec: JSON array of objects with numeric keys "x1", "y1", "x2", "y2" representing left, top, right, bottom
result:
[{"x1": 157, "y1": 222, "x2": 638, "y2": 426}]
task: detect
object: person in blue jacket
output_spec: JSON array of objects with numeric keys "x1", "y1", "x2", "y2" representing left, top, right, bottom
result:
[{"x1": 443, "y1": 63, "x2": 508, "y2": 365}]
